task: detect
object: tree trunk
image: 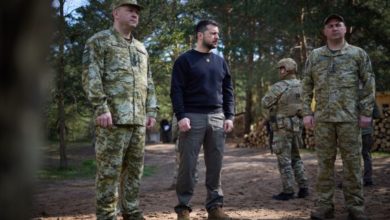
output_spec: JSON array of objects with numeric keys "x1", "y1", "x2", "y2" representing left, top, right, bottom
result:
[
  {"x1": 58, "y1": 0, "x2": 67, "y2": 169},
  {"x1": 244, "y1": 18, "x2": 256, "y2": 134},
  {"x1": 0, "y1": 1, "x2": 52, "y2": 219}
]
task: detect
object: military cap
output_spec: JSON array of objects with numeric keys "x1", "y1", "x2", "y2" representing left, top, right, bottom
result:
[
  {"x1": 323, "y1": 14, "x2": 344, "y2": 25},
  {"x1": 277, "y1": 58, "x2": 297, "y2": 72},
  {"x1": 111, "y1": 0, "x2": 143, "y2": 11}
]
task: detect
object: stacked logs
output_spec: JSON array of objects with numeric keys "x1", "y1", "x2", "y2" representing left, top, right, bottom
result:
[
  {"x1": 373, "y1": 108, "x2": 390, "y2": 152},
  {"x1": 303, "y1": 128, "x2": 315, "y2": 149},
  {"x1": 238, "y1": 119, "x2": 269, "y2": 148},
  {"x1": 239, "y1": 120, "x2": 315, "y2": 149}
]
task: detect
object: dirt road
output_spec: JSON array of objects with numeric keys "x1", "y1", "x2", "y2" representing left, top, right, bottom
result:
[{"x1": 32, "y1": 143, "x2": 390, "y2": 219}]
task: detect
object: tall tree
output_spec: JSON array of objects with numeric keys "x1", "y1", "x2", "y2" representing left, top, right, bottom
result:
[{"x1": 56, "y1": 0, "x2": 68, "y2": 169}]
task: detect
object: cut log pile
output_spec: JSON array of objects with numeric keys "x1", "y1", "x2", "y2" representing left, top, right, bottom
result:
[
  {"x1": 303, "y1": 128, "x2": 315, "y2": 149},
  {"x1": 373, "y1": 108, "x2": 390, "y2": 152},
  {"x1": 238, "y1": 119, "x2": 270, "y2": 148},
  {"x1": 239, "y1": 109, "x2": 390, "y2": 152}
]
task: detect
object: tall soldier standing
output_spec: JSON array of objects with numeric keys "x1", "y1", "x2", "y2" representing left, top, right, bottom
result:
[
  {"x1": 261, "y1": 58, "x2": 309, "y2": 201},
  {"x1": 82, "y1": 1, "x2": 157, "y2": 219},
  {"x1": 302, "y1": 14, "x2": 375, "y2": 220}
]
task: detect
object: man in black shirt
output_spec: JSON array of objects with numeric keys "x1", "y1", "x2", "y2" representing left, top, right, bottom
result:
[{"x1": 170, "y1": 19, "x2": 234, "y2": 220}]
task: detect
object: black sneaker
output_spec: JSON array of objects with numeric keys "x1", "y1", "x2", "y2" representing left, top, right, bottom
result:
[
  {"x1": 297, "y1": 188, "x2": 309, "y2": 198},
  {"x1": 272, "y1": 192, "x2": 294, "y2": 201}
]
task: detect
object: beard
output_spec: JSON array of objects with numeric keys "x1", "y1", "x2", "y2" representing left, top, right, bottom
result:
[{"x1": 202, "y1": 40, "x2": 217, "y2": 50}]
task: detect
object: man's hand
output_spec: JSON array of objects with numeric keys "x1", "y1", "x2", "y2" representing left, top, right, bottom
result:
[
  {"x1": 224, "y1": 119, "x2": 234, "y2": 133},
  {"x1": 303, "y1": 115, "x2": 315, "y2": 130},
  {"x1": 178, "y1": 118, "x2": 191, "y2": 132},
  {"x1": 146, "y1": 116, "x2": 156, "y2": 129},
  {"x1": 359, "y1": 115, "x2": 372, "y2": 128},
  {"x1": 96, "y1": 112, "x2": 113, "y2": 128}
]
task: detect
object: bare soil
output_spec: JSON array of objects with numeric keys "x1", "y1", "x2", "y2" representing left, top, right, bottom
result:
[{"x1": 32, "y1": 142, "x2": 390, "y2": 220}]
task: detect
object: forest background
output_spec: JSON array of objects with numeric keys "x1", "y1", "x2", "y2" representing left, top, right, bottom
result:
[{"x1": 50, "y1": 0, "x2": 390, "y2": 167}]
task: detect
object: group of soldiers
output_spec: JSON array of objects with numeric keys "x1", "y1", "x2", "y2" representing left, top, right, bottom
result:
[
  {"x1": 260, "y1": 14, "x2": 375, "y2": 220},
  {"x1": 82, "y1": 0, "x2": 375, "y2": 219}
]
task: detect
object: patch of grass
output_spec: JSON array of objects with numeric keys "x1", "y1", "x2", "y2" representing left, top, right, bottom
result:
[
  {"x1": 372, "y1": 151, "x2": 390, "y2": 157},
  {"x1": 300, "y1": 148, "x2": 316, "y2": 153},
  {"x1": 37, "y1": 159, "x2": 96, "y2": 180},
  {"x1": 37, "y1": 160, "x2": 158, "y2": 180},
  {"x1": 143, "y1": 165, "x2": 157, "y2": 177}
]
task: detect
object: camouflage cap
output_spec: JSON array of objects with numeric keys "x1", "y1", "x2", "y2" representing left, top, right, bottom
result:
[
  {"x1": 111, "y1": 0, "x2": 143, "y2": 11},
  {"x1": 277, "y1": 58, "x2": 297, "y2": 72},
  {"x1": 323, "y1": 14, "x2": 344, "y2": 25}
]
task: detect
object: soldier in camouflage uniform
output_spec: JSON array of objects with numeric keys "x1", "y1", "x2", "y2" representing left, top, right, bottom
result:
[
  {"x1": 302, "y1": 14, "x2": 375, "y2": 220},
  {"x1": 261, "y1": 58, "x2": 309, "y2": 201},
  {"x1": 82, "y1": 1, "x2": 157, "y2": 219}
]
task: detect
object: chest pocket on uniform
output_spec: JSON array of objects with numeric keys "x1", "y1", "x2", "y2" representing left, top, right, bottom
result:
[{"x1": 106, "y1": 43, "x2": 130, "y2": 74}]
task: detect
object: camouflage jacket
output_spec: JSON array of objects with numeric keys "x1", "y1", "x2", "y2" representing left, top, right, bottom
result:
[
  {"x1": 262, "y1": 77, "x2": 303, "y2": 132},
  {"x1": 262, "y1": 78, "x2": 302, "y2": 120},
  {"x1": 302, "y1": 42, "x2": 375, "y2": 122},
  {"x1": 82, "y1": 27, "x2": 157, "y2": 126}
]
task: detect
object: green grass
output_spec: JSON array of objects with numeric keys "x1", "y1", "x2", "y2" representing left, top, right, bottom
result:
[
  {"x1": 37, "y1": 159, "x2": 96, "y2": 180},
  {"x1": 143, "y1": 165, "x2": 157, "y2": 177},
  {"x1": 372, "y1": 151, "x2": 390, "y2": 157},
  {"x1": 37, "y1": 160, "x2": 158, "y2": 180}
]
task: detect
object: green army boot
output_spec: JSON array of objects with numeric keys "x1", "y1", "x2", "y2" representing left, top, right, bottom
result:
[
  {"x1": 207, "y1": 206, "x2": 231, "y2": 220},
  {"x1": 310, "y1": 207, "x2": 334, "y2": 219},
  {"x1": 177, "y1": 209, "x2": 190, "y2": 220}
]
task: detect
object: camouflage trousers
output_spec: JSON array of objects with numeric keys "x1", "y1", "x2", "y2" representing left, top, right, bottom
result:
[
  {"x1": 95, "y1": 125, "x2": 145, "y2": 220},
  {"x1": 314, "y1": 122, "x2": 365, "y2": 215},
  {"x1": 273, "y1": 129, "x2": 308, "y2": 193}
]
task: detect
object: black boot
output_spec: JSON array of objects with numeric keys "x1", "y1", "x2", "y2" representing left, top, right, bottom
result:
[
  {"x1": 272, "y1": 192, "x2": 294, "y2": 201},
  {"x1": 297, "y1": 187, "x2": 309, "y2": 198}
]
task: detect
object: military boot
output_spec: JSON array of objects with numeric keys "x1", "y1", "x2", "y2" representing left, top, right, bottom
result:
[
  {"x1": 272, "y1": 192, "x2": 294, "y2": 201},
  {"x1": 310, "y1": 207, "x2": 334, "y2": 219},
  {"x1": 177, "y1": 209, "x2": 190, "y2": 220},
  {"x1": 207, "y1": 206, "x2": 231, "y2": 220},
  {"x1": 348, "y1": 211, "x2": 369, "y2": 220},
  {"x1": 122, "y1": 212, "x2": 145, "y2": 220},
  {"x1": 297, "y1": 188, "x2": 309, "y2": 198}
]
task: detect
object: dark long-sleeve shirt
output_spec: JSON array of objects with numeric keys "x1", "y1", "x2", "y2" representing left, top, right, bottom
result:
[{"x1": 170, "y1": 49, "x2": 235, "y2": 121}]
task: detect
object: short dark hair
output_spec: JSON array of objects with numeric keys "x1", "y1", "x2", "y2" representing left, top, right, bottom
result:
[{"x1": 195, "y1": 19, "x2": 219, "y2": 34}]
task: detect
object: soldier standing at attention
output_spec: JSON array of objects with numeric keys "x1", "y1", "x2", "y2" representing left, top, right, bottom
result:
[
  {"x1": 170, "y1": 19, "x2": 235, "y2": 220},
  {"x1": 261, "y1": 58, "x2": 309, "y2": 201},
  {"x1": 82, "y1": 1, "x2": 157, "y2": 219},
  {"x1": 302, "y1": 14, "x2": 375, "y2": 220}
]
